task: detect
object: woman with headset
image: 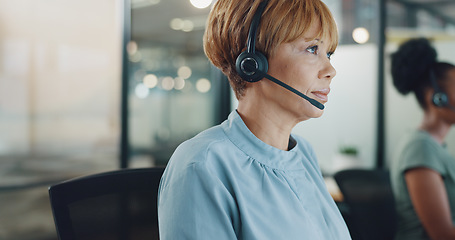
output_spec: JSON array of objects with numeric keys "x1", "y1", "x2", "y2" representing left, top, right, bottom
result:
[
  {"x1": 390, "y1": 38, "x2": 455, "y2": 239},
  {"x1": 158, "y1": 0, "x2": 351, "y2": 239}
]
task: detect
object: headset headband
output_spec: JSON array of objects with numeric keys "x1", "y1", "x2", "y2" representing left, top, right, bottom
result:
[
  {"x1": 247, "y1": 0, "x2": 269, "y2": 54},
  {"x1": 429, "y1": 69, "x2": 441, "y2": 92}
]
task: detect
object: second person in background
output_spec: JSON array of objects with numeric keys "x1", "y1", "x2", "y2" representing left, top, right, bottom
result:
[{"x1": 390, "y1": 38, "x2": 455, "y2": 240}]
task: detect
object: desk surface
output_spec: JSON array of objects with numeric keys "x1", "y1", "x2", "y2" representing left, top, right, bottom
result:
[
  {"x1": 324, "y1": 177, "x2": 343, "y2": 202},
  {"x1": 0, "y1": 158, "x2": 117, "y2": 191}
]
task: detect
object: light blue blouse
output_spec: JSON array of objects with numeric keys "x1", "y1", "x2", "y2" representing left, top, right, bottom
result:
[{"x1": 158, "y1": 110, "x2": 351, "y2": 239}]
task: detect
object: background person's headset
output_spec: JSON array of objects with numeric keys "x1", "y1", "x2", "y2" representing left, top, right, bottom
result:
[
  {"x1": 234, "y1": 0, "x2": 325, "y2": 110},
  {"x1": 430, "y1": 70, "x2": 450, "y2": 107}
]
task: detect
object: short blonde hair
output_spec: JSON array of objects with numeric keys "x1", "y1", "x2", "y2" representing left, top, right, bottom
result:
[{"x1": 203, "y1": 0, "x2": 338, "y2": 99}]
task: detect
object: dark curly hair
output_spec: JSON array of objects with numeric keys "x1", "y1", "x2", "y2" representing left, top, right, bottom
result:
[{"x1": 391, "y1": 38, "x2": 455, "y2": 109}]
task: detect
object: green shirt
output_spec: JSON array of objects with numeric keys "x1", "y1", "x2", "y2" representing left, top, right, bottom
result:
[{"x1": 390, "y1": 130, "x2": 455, "y2": 240}]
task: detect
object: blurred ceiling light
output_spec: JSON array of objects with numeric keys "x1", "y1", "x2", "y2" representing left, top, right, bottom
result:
[
  {"x1": 170, "y1": 18, "x2": 184, "y2": 30},
  {"x1": 174, "y1": 77, "x2": 186, "y2": 90},
  {"x1": 352, "y1": 27, "x2": 370, "y2": 44},
  {"x1": 127, "y1": 41, "x2": 138, "y2": 55},
  {"x1": 135, "y1": 83, "x2": 149, "y2": 99},
  {"x1": 181, "y1": 20, "x2": 194, "y2": 32},
  {"x1": 132, "y1": 0, "x2": 161, "y2": 9},
  {"x1": 143, "y1": 74, "x2": 158, "y2": 88},
  {"x1": 177, "y1": 66, "x2": 192, "y2": 79},
  {"x1": 196, "y1": 78, "x2": 211, "y2": 93},
  {"x1": 170, "y1": 18, "x2": 194, "y2": 32},
  {"x1": 190, "y1": 0, "x2": 212, "y2": 9},
  {"x1": 162, "y1": 77, "x2": 175, "y2": 90},
  {"x1": 170, "y1": 16, "x2": 206, "y2": 32}
]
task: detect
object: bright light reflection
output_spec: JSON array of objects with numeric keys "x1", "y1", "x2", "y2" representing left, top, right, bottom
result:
[
  {"x1": 352, "y1": 27, "x2": 370, "y2": 44},
  {"x1": 127, "y1": 41, "x2": 138, "y2": 55},
  {"x1": 162, "y1": 77, "x2": 175, "y2": 90},
  {"x1": 190, "y1": 0, "x2": 212, "y2": 9},
  {"x1": 178, "y1": 66, "x2": 192, "y2": 79},
  {"x1": 174, "y1": 77, "x2": 185, "y2": 90},
  {"x1": 196, "y1": 78, "x2": 211, "y2": 93},
  {"x1": 170, "y1": 18, "x2": 183, "y2": 30},
  {"x1": 181, "y1": 20, "x2": 194, "y2": 32},
  {"x1": 170, "y1": 18, "x2": 194, "y2": 32},
  {"x1": 135, "y1": 83, "x2": 149, "y2": 99},
  {"x1": 143, "y1": 74, "x2": 158, "y2": 88}
]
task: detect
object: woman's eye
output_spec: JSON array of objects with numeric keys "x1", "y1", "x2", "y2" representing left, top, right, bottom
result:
[
  {"x1": 327, "y1": 52, "x2": 334, "y2": 60},
  {"x1": 306, "y1": 45, "x2": 318, "y2": 54}
]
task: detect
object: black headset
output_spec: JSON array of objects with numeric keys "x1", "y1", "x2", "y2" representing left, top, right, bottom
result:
[
  {"x1": 430, "y1": 69, "x2": 449, "y2": 107},
  {"x1": 235, "y1": 0, "x2": 269, "y2": 83}
]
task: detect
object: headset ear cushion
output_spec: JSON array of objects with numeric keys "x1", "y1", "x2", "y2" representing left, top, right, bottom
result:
[
  {"x1": 235, "y1": 51, "x2": 269, "y2": 82},
  {"x1": 433, "y1": 92, "x2": 449, "y2": 107}
]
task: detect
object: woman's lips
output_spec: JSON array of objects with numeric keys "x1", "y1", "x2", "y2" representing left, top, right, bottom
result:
[{"x1": 311, "y1": 88, "x2": 330, "y2": 102}]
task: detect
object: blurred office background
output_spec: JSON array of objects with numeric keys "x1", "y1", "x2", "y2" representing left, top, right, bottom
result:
[{"x1": 0, "y1": 0, "x2": 454, "y2": 239}]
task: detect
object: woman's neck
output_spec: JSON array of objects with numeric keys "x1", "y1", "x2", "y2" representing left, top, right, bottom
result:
[
  {"x1": 237, "y1": 101, "x2": 297, "y2": 151},
  {"x1": 419, "y1": 111, "x2": 451, "y2": 144}
]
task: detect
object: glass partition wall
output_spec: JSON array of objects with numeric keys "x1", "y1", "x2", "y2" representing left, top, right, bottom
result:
[{"x1": 127, "y1": 0, "x2": 231, "y2": 167}]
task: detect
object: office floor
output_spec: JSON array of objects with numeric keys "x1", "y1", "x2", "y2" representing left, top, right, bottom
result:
[
  {"x1": 0, "y1": 187, "x2": 57, "y2": 240},
  {"x1": 0, "y1": 153, "x2": 153, "y2": 240}
]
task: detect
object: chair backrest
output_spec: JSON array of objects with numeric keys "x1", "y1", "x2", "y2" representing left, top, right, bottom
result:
[
  {"x1": 334, "y1": 168, "x2": 396, "y2": 240},
  {"x1": 49, "y1": 167, "x2": 165, "y2": 240}
]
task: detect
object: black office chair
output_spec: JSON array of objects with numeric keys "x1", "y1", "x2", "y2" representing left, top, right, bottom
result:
[
  {"x1": 48, "y1": 167, "x2": 165, "y2": 240},
  {"x1": 334, "y1": 168, "x2": 396, "y2": 240}
]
